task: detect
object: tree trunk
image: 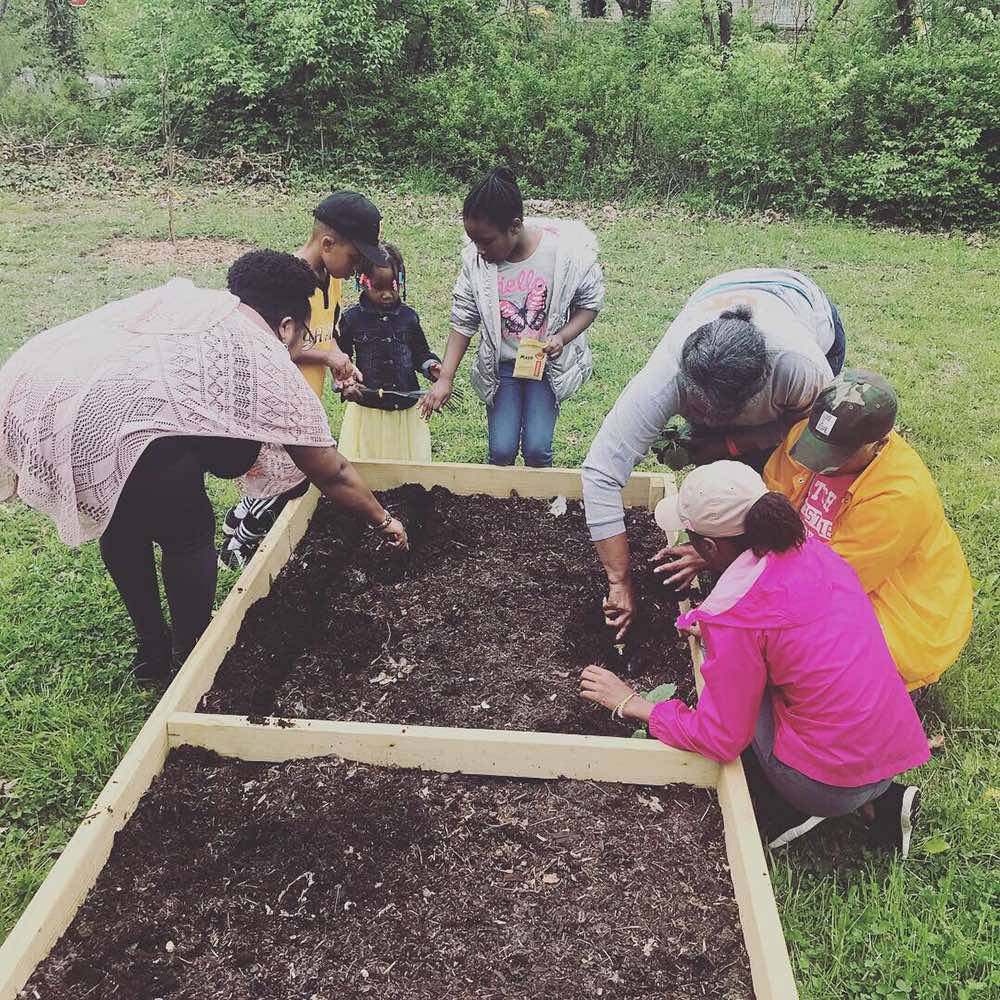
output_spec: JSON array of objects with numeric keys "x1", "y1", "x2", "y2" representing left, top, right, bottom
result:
[
  {"x1": 44, "y1": 0, "x2": 84, "y2": 71},
  {"x1": 895, "y1": 0, "x2": 913, "y2": 38},
  {"x1": 699, "y1": 0, "x2": 717, "y2": 47},
  {"x1": 617, "y1": 0, "x2": 653, "y2": 18},
  {"x1": 583, "y1": 0, "x2": 608, "y2": 15},
  {"x1": 717, "y1": 0, "x2": 733, "y2": 63}
]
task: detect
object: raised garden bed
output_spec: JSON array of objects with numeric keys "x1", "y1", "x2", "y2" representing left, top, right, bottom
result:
[
  {"x1": 203, "y1": 487, "x2": 696, "y2": 732},
  {"x1": 0, "y1": 462, "x2": 797, "y2": 1000},
  {"x1": 26, "y1": 746, "x2": 753, "y2": 999}
]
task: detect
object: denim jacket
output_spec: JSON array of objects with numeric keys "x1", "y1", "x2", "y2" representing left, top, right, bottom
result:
[
  {"x1": 450, "y1": 217, "x2": 605, "y2": 405},
  {"x1": 339, "y1": 296, "x2": 440, "y2": 410}
]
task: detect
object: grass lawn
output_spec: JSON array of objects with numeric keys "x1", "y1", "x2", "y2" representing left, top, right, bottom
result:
[{"x1": 1, "y1": 186, "x2": 998, "y2": 999}]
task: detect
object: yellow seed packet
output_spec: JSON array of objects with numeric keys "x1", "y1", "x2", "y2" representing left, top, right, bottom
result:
[{"x1": 513, "y1": 337, "x2": 546, "y2": 380}]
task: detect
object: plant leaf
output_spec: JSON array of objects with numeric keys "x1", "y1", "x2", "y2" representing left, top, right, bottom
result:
[
  {"x1": 922, "y1": 836, "x2": 951, "y2": 855},
  {"x1": 643, "y1": 683, "x2": 677, "y2": 702}
]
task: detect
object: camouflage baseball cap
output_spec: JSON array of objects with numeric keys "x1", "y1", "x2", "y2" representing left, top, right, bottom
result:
[{"x1": 790, "y1": 369, "x2": 898, "y2": 474}]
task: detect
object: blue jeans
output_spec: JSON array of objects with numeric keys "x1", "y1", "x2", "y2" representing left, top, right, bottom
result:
[
  {"x1": 487, "y1": 361, "x2": 558, "y2": 467},
  {"x1": 752, "y1": 693, "x2": 890, "y2": 817},
  {"x1": 825, "y1": 301, "x2": 847, "y2": 375}
]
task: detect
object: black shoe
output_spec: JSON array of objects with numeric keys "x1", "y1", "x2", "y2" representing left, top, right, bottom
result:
[
  {"x1": 218, "y1": 535, "x2": 256, "y2": 570},
  {"x1": 766, "y1": 801, "x2": 826, "y2": 849},
  {"x1": 241, "y1": 496, "x2": 282, "y2": 539},
  {"x1": 222, "y1": 500, "x2": 248, "y2": 538},
  {"x1": 740, "y1": 749, "x2": 826, "y2": 848},
  {"x1": 131, "y1": 634, "x2": 174, "y2": 683},
  {"x1": 866, "y1": 783, "x2": 920, "y2": 860}
]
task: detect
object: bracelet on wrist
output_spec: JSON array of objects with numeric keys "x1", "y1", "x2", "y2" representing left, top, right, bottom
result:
[
  {"x1": 611, "y1": 692, "x2": 638, "y2": 721},
  {"x1": 370, "y1": 511, "x2": 393, "y2": 533}
]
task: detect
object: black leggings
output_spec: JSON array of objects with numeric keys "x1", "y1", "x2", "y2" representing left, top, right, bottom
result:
[{"x1": 99, "y1": 436, "x2": 261, "y2": 658}]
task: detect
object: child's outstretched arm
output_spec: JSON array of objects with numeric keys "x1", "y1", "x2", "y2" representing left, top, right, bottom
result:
[
  {"x1": 409, "y1": 313, "x2": 442, "y2": 382},
  {"x1": 301, "y1": 309, "x2": 360, "y2": 384},
  {"x1": 422, "y1": 259, "x2": 479, "y2": 418},
  {"x1": 419, "y1": 329, "x2": 470, "y2": 419},
  {"x1": 298, "y1": 344, "x2": 362, "y2": 384}
]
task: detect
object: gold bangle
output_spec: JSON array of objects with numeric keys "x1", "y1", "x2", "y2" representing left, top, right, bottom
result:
[{"x1": 370, "y1": 511, "x2": 393, "y2": 533}]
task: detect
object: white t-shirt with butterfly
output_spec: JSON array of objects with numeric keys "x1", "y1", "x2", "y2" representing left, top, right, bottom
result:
[{"x1": 496, "y1": 232, "x2": 558, "y2": 363}]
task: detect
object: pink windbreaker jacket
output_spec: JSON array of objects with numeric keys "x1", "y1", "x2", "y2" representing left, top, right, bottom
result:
[{"x1": 649, "y1": 538, "x2": 929, "y2": 787}]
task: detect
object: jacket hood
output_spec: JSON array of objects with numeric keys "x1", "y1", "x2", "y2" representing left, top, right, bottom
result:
[
  {"x1": 678, "y1": 539, "x2": 835, "y2": 632},
  {"x1": 461, "y1": 216, "x2": 600, "y2": 267}
]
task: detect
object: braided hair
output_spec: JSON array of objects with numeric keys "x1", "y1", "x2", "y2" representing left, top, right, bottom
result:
[
  {"x1": 462, "y1": 166, "x2": 524, "y2": 229},
  {"x1": 359, "y1": 242, "x2": 407, "y2": 301}
]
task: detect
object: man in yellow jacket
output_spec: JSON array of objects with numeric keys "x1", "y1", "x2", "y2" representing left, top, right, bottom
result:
[{"x1": 763, "y1": 369, "x2": 973, "y2": 692}]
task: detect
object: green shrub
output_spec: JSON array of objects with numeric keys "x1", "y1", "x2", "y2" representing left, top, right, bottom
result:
[
  {"x1": 828, "y1": 39, "x2": 1000, "y2": 227},
  {"x1": 3, "y1": 0, "x2": 998, "y2": 227}
]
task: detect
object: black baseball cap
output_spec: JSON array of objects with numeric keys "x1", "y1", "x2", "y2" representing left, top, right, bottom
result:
[
  {"x1": 313, "y1": 191, "x2": 390, "y2": 268},
  {"x1": 791, "y1": 369, "x2": 898, "y2": 474}
]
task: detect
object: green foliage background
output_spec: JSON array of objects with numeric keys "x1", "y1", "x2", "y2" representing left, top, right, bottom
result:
[{"x1": 2, "y1": 0, "x2": 999, "y2": 226}]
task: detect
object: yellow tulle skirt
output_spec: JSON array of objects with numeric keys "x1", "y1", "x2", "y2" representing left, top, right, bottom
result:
[{"x1": 337, "y1": 402, "x2": 432, "y2": 462}]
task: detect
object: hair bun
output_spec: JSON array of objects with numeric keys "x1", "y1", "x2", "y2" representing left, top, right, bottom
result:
[
  {"x1": 490, "y1": 166, "x2": 518, "y2": 186},
  {"x1": 719, "y1": 305, "x2": 753, "y2": 322}
]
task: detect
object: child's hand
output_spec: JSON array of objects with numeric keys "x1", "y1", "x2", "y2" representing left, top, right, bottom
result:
[
  {"x1": 329, "y1": 351, "x2": 363, "y2": 384},
  {"x1": 541, "y1": 333, "x2": 566, "y2": 359},
  {"x1": 427, "y1": 361, "x2": 443, "y2": 382},
  {"x1": 340, "y1": 382, "x2": 364, "y2": 403},
  {"x1": 420, "y1": 377, "x2": 452, "y2": 421}
]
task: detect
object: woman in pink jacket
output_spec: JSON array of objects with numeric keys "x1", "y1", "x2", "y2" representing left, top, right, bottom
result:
[{"x1": 580, "y1": 461, "x2": 929, "y2": 856}]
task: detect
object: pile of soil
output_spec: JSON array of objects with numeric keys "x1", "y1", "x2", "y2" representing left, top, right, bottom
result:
[
  {"x1": 203, "y1": 487, "x2": 697, "y2": 735},
  {"x1": 27, "y1": 747, "x2": 752, "y2": 1000}
]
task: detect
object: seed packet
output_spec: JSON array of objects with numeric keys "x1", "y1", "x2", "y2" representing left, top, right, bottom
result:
[{"x1": 513, "y1": 337, "x2": 546, "y2": 380}]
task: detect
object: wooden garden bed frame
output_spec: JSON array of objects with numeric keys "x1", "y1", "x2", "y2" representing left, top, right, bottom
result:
[{"x1": 0, "y1": 460, "x2": 797, "y2": 1000}]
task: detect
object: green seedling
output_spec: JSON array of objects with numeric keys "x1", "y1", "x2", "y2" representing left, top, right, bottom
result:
[
  {"x1": 651, "y1": 416, "x2": 695, "y2": 471},
  {"x1": 631, "y1": 683, "x2": 678, "y2": 738}
]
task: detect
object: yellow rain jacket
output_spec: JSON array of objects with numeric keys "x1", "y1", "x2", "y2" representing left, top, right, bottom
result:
[{"x1": 765, "y1": 423, "x2": 973, "y2": 690}]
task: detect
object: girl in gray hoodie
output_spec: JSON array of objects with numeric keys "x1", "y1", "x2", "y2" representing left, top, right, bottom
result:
[{"x1": 421, "y1": 167, "x2": 604, "y2": 467}]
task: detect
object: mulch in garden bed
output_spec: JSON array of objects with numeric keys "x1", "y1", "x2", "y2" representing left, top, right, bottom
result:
[
  {"x1": 27, "y1": 747, "x2": 753, "y2": 1000},
  {"x1": 203, "y1": 486, "x2": 696, "y2": 735}
]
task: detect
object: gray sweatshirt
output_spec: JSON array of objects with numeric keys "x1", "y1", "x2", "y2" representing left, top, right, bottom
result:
[
  {"x1": 451, "y1": 217, "x2": 605, "y2": 405},
  {"x1": 582, "y1": 269, "x2": 834, "y2": 541}
]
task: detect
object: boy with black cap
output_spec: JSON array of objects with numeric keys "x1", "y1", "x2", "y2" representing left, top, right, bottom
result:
[
  {"x1": 221, "y1": 191, "x2": 391, "y2": 568},
  {"x1": 763, "y1": 369, "x2": 973, "y2": 694}
]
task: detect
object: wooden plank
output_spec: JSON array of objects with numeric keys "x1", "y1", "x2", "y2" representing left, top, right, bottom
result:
[
  {"x1": 686, "y1": 634, "x2": 799, "y2": 999},
  {"x1": 172, "y1": 488, "x2": 318, "y2": 713},
  {"x1": 0, "y1": 489, "x2": 318, "y2": 1000},
  {"x1": 353, "y1": 458, "x2": 661, "y2": 509},
  {"x1": 167, "y1": 713, "x2": 721, "y2": 788}
]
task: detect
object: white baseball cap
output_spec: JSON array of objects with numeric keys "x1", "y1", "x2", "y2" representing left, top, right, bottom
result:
[{"x1": 654, "y1": 461, "x2": 769, "y2": 539}]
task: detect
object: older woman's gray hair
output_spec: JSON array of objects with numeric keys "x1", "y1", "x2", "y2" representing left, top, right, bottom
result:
[{"x1": 678, "y1": 306, "x2": 772, "y2": 424}]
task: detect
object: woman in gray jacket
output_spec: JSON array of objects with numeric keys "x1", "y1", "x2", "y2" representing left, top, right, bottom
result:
[
  {"x1": 421, "y1": 168, "x2": 604, "y2": 467},
  {"x1": 583, "y1": 268, "x2": 846, "y2": 639}
]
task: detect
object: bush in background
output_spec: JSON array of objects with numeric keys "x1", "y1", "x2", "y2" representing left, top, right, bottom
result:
[{"x1": 1, "y1": 0, "x2": 997, "y2": 228}]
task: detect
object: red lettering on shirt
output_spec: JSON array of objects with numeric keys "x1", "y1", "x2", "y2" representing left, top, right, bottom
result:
[{"x1": 799, "y1": 473, "x2": 858, "y2": 542}]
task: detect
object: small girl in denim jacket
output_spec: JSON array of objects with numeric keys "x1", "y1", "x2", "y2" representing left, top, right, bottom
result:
[{"x1": 337, "y1": 244, "x2": 441, "y2": 462}]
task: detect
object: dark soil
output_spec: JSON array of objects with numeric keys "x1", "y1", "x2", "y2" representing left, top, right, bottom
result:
[
  {"x1": 27, "y1": 747, "x2": 752, "y2": 1000},
  {"x1": 203, "y1": 487, "x2": 696, "y2": 734}
]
